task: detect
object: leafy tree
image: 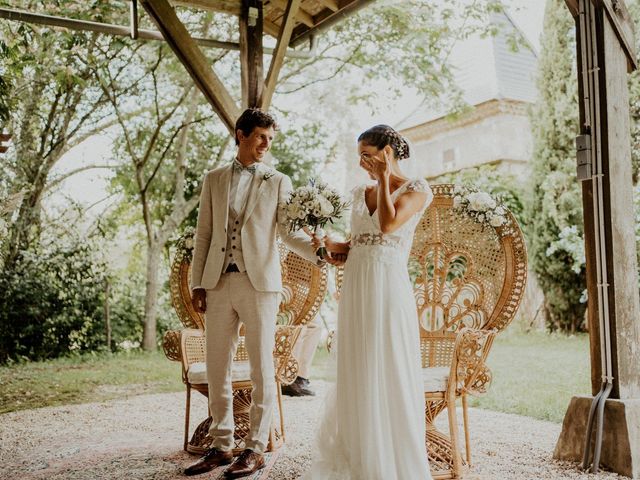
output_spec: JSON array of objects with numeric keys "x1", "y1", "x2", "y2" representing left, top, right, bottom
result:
[
  {"x1": 0, "y1": 1, "x2": 132, "y2": 267},
  {"x1": 528, "y1": 0, "x2": 584, "y2": 332}
]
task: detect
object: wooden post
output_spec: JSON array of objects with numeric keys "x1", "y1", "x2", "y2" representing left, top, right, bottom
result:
[
  {"x1": 598, "y1": 0, "x2": 640, "y2": 401},
  {"x1": 240, "y1": 0, "x2": 264, "y2": 109},
  {"x1": 555, "y1": 1, "x2": 640, "y2": 477}
]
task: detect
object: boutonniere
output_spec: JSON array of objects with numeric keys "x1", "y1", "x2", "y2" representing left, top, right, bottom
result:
[{"x1": 263, "y1": 170, "x2": 276, "y2": 181}]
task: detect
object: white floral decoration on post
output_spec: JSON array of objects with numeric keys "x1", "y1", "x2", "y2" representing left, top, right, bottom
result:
[{"x1": 452, "y1": 185, "x2": 514, "y2": 236}]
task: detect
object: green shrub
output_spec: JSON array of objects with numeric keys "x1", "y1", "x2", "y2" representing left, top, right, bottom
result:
[{"x1": 0, "y1": 241, "x2": 109, "y2": 362}]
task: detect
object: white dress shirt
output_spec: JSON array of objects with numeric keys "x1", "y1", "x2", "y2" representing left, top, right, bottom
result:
[{"x1": 229, "y1": 159, "x2": 257, "y2": 216}]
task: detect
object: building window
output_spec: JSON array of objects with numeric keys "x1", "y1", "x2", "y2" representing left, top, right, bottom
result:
[{"x1": 442, "y1": 148, "x2": 457, "y2": 170}]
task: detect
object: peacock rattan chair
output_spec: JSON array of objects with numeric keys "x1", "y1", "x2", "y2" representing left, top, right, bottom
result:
[
  {"x1": 410, "y1": 184, "x2": 527, "y2": 478},
  {"x1": 163, "y1": 235, "x2": 328, "y2": 455}
]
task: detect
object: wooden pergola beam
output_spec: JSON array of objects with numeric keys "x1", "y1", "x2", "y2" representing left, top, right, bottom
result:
[
  {"x1": 316, "y1": 0, "x2": 339, "y2": 12},
  {"x1": 269, "y1": 0, "x2": 315, "y2": 27},
  {"x1": 564, "y1": 0, "x2": 578, "y2": 17},
  {"x1": 170, "y1": 0, "x2": 241, "y2": 15},
  {"x1": 262, "y1": 0, "x2": 301, "y2": 110},
  {"x1": 240, "y1": 0, "x2": 264, "y2": 108},
  {"x1": 170, "y1": 0, "x2": 280, "y2": 38},
  {"x1": 140, "y1": 0, "x2": 240, "y2": 133}
]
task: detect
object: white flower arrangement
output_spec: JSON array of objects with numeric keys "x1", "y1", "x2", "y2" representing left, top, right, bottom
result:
[
  {"x1": 281, "y1": 179, "x2": 349, "y2": 255},
  {"x1": 452, "y1": 185, "x2": 513, "y2": 236},
  {"x1": 175, "y1": 226, "x2": 196, "y2": 260}
]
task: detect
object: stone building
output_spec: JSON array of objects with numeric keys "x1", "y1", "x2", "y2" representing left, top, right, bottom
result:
[
  {"x1": 399, "y1": 11, "x2": 538, "y2": 181},
  {"x1": 399, "y1": 11, "x2": 546, "y2": 330}
]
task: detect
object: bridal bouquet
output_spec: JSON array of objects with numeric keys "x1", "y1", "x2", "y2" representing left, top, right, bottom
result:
[
  {"x1": 281, "y1": 179, "x2": 350, "y2": 257},
  {"x1": 452, "y1": 185, "x2": 513, "y2": 236}
]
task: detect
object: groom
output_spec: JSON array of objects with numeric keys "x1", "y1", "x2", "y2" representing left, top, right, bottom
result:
[{"x1": 185, "y1": 108, "x2": 321, "y2": 478}]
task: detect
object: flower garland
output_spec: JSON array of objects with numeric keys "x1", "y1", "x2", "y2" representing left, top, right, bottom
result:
[{"x1": 452, "y1": 185, "x2": 515, "y2": 237}]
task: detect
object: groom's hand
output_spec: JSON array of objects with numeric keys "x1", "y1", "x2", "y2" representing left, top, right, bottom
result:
[{"x1": 191, "y1": 288, "x2": 207, "y2": 313}]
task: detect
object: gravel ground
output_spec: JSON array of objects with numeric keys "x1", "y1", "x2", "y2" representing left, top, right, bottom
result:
[{"x1": 0, "y1": 381, "x2": 626, "y2": 480}]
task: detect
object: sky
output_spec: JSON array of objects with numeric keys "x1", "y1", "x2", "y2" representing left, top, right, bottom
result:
[{"x1": 49, "y1": 0, "x2": 548, "y2": 214}]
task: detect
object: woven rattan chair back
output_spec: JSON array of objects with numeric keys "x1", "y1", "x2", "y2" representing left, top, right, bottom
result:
[{"x1": 410, "y1": 184, "x2": 527, "y2": 339}]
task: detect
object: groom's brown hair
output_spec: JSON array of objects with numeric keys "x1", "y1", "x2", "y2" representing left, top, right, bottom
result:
[{"x1": 235, "y1": 108, "x2": 279, "y2": 146}]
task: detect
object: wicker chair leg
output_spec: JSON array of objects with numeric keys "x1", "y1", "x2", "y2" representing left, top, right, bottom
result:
[
  {"x1": 276, "y1": 382, "x2": 286, "y2": 443},
  {"x1": 447, "y1": 390, "x2": 463, "y2": 478},
  {"x1": 462, "y1": 393, "x2": 471, "y2": 465},
  {"x1": 184, "y1": 384, "x2": 191, "y2": 452}
]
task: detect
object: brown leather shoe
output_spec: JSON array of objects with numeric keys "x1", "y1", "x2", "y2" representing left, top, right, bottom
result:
[
  {"x1": 224, "y1": 449, "x2": 265, "y2": 478},
  {"x1": 184, "y1": 448, "x2": 233, "y2": 476}
]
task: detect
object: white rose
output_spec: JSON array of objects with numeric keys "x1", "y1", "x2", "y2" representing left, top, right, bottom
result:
[
  {"x1": 490, "y1": 215, "x2": 506, "y2": 227},
  {"x1": 495, "y1": 206, "x2": 506, "y2": 215},
  {"x1": 453, "y1": 196, "x2": 462, "y2": 208},
  {"x1": 185, "y1": 238, "x2": 194, "y2": 249},
  {"x1": 467, "y1": 193, "x2": 485, "y2": 212},
  {"x1": 319, "y1": 197, "x2": 334, "y2": 216},
  {"x1": 477, "y1": 213, "x2": 485, "y2": 222},
  {"x1": 478, "y1": 192, "x2": 496, "y2": 209}
]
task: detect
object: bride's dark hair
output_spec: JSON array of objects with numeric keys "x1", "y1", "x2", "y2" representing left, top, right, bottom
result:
[{"x1": 357, "y1": 124, "x2": 410, "y2": 160}]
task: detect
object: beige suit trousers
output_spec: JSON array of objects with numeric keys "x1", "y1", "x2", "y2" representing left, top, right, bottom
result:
[
  {"x1": 205, "y1": 272, "x2": 279, "y2": 454},
  {"x1": 292, "y1": 315, "x2": 322, "y2": 379}
]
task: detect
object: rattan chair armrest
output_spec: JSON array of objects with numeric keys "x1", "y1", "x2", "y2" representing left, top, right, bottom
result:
[
  {"x1": 162, "y1": 330, "x2": 182, "y2": 362},
  {"x1": 450, "y1": 327, "x2": 496, "y2": 396},
  {"x1": 273, "y1": 325, "x2": 303, "y2": 385}
]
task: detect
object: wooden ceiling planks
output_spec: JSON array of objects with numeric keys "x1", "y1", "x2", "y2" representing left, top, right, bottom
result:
[{"x1": 171, "y1": 0, "x2": 372, "y2": 46}]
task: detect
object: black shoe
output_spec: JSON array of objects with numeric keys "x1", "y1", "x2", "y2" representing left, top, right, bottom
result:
[
  {"x1": 298, "y1": 376, "x2": 310, "y2": 387},
  {"x1": 281, "y1": 377, "x2": 315, "y2": 397}
]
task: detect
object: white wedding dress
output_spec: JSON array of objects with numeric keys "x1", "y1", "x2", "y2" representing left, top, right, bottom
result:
[{"x1": 307, "y1": 178, "x2": 434, "y2": 480}]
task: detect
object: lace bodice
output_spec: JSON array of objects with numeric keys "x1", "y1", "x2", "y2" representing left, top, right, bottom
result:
[{"x1": 349, "y1": 179, "x2": 433, "y2": 261}]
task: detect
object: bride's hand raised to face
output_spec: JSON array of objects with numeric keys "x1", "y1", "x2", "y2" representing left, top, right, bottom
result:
[{"x1": 360, "y1": 146, "x2": 392, "y2": 181}]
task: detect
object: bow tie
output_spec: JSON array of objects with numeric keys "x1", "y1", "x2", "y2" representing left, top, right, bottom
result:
[{"x1": 233, "y1": 160, "x2": 258, "y2": 174}]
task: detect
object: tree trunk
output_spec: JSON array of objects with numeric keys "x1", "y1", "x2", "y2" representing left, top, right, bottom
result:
[
  {"x1": 142, "y1": 241, "x2": 162, "y2": 351},
  {"x1": 104, "y1": 278, "x2": 111, "y2": 350}
]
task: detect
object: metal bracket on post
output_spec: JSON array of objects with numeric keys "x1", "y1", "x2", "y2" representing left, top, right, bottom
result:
[
  {"x1": 576, "y1": 134, "x2": 592, "y2": 181},
  {"x1": 248, "y1": 6, "x2": 259, "y2": 27}
]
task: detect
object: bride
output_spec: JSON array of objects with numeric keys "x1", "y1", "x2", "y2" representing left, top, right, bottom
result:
[{"x1": 308, "y1": 125, "x2": 433, "y2": 480}]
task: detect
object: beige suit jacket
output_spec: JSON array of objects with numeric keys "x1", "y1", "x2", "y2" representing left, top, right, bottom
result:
[{"x1": 191, "y1": 163, "x2": 319, "y2": 293}]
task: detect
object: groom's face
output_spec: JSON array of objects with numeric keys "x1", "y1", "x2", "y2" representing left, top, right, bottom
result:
[{"x1": 237, "y1": 126, "x2": 275, "y2": 163}]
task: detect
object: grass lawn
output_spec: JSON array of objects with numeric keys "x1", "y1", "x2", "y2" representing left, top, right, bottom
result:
[
  {"x1": 0, "y1": 332, "x2": 592, "y2": 424},
  {"x1": 0, "y1": 350, "x2": 182, "y2": 414},
  {"x1": 467, "y1": 330, "x2": 592, "y2": 423},
  {"x1": 311, "y1": 330, "x2": 592, "y2": 424}
]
